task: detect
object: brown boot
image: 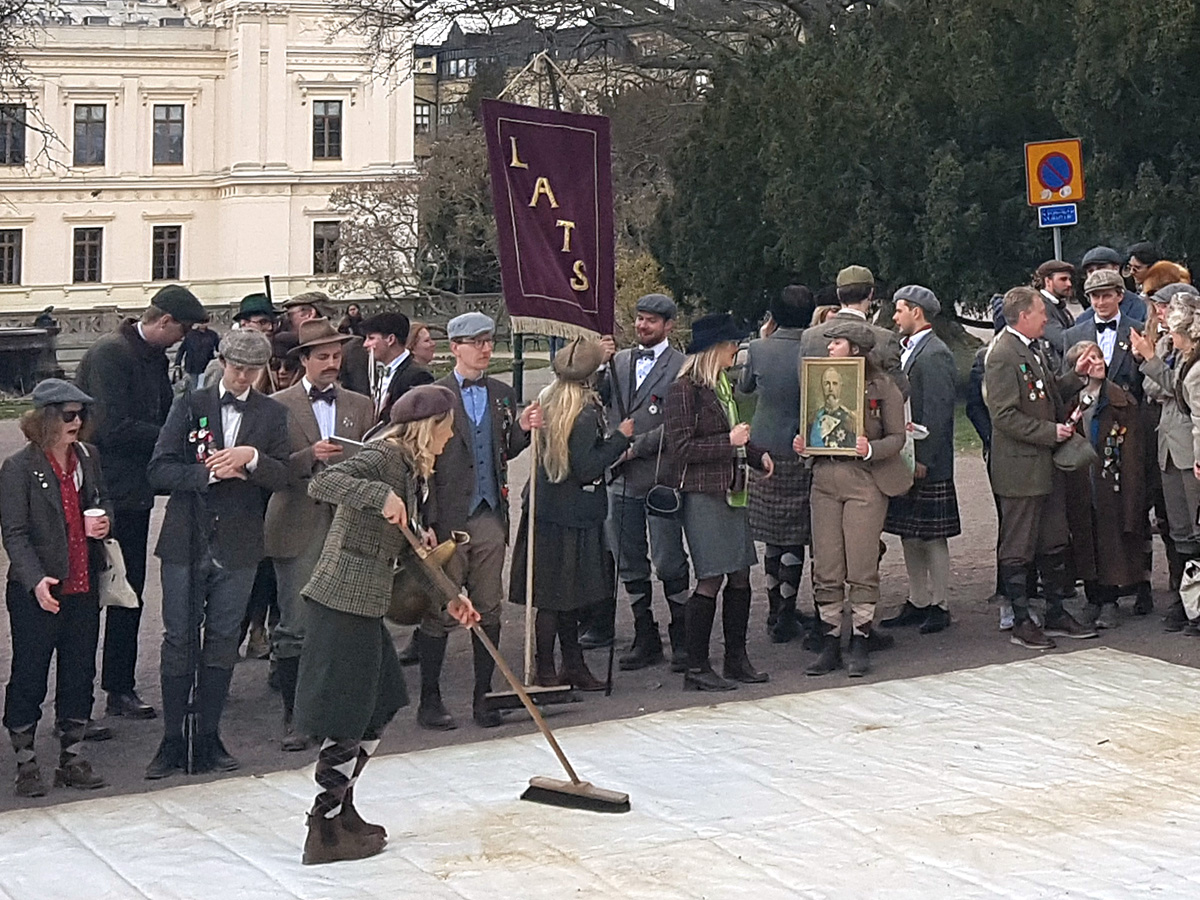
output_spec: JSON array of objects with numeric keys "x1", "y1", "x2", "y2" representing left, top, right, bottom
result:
[
  {"x1": 302, "y1": 811, "x2": 385, "y2": 865},
  {"x1": 340, "y1": 789, "x2": 386, "y2": 840},
  {"x1": 560, "y1": 647, "x2": 606, "y2": 691}
]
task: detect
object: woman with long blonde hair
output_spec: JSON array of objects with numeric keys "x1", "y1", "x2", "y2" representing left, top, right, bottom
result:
[{"x1": 510, "y1": 339, "x2": 633, "y2": 690}]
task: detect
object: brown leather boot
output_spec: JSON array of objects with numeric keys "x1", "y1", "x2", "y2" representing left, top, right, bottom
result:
[
  {"x1": 340, "y1": 788, "x2": 386, "y2": 840},
  {"x1": 302, "y1": 811, "x2": 385, "y2": 865}
]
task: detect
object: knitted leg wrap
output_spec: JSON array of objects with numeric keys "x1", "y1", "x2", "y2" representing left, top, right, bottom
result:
[{"x1": 313, "y1": 738, "x2": 359, "y2": 819}]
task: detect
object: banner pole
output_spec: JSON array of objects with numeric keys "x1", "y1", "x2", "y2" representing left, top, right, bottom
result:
[{"x1": 512, "y1": 333, "x2": 524, "y2": 403}]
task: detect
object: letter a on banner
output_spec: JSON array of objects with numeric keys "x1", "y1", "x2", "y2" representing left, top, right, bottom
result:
[{"x1": 481, "y1": 99, "x2": 615, "y2": 339}]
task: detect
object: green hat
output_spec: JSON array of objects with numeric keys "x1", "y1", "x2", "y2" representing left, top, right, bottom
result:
[
  {"x1": 836, "y1": 265, "x2": 874, "y2": 288},
  {"x1": 234, "y1": 293, "x2": 278, "y2": 322},
  {"x1": 151, "y1": 285, "x2": 208, "y2": 324}
]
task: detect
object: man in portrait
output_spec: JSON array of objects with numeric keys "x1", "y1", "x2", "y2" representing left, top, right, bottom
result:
[{"x1": 809, "y1": 365, "x2": 856, "y2": 449}]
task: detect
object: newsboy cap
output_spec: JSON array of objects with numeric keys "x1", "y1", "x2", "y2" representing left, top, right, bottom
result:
[
  {"x1": 447, "y1": 312, "x2": 496, "y2": 341},
  {"x1": 151, "y1": 285, "x2": 208, "y2": 324},
  {"x1": 1152, "y1": 282, "x2": 1200, "y2": 305},
  {"x1": 551, "y1": 338, "x2": 605, "y2": 383},
  {"x1": 836, "y1": 265, "x2": 874, "y2": 288},
  {"x1": 389, "y1": 384, "x2": 457, "y2": 425},
  {"x1": 825, "y1": 320, "x2": 877, "y2": 351},
  {"x1": 894, "y1": 284, "x2": 940, "y2": 317},
  {"x1": 1081, "y1": 246, "x2": 1123, "y2": 269},
  {"x1": 219, "y1": 330, "x2": 272, "y2": 367},
  {"x1": 1083, "y1": 269, "x2": 1125, "y2": 295},
  {"x1": 32, "y1": 378, "x2": 93, "y2": 409},
  {"x1": 284, "y1": 290, "x2": 332, "y2": 309},
  {"x1": 635, "y1": 293, "x2": 676, "y2": 320},
  {"x1": 1035, "y1": 259, "x2": 1075, "y2": 280}
]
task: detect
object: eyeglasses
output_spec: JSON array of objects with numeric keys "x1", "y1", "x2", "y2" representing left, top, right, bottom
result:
[
  {"x1": 59, "y1": 408, "x2": 87, "y2": 423},
  {"x1": 453, "y1": 337, "x2": 494, "y2": 349}
]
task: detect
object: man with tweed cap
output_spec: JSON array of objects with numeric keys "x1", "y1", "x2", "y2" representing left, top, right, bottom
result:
[{"x1": 144, "y1": 330, "x2": 291, "y2": 778}]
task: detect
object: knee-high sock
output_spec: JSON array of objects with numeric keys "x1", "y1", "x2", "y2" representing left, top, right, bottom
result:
[
  {"x1": 927, "y1": 539, "x2": 950, "y2": 611},
  {"x1": 901, "y1": 539, "x2": 931, "y2": 609},
  {"x1": 778, "y1": 545, "x2": 804, "y2": 607},
  {"x1": 313, "y1": 738, "x2": 360, "y2": 819}
]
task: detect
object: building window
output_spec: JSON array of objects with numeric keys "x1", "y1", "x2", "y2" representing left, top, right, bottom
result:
[
  {"x1": 439, "y1": 102, "x2": 457, "y2": 126},
  {"x1": 445, "y1": 57, "x2": 477, "y2": 78},
  {"x1": 0, "y1": 104, "x2": 26, "y2": 166},
  {"x1": 153, "y1": 104, "x2": 184, "y2": 165},
  {"x1": 312, "y1": 100, "x2": 342, "y2": 160},
  {"x1": 313, "y1": 221, "x2": 340, "y2": 275},
  {"x1": 73, "y1": 227, "x2": 103, "y2": 283},
  {"x1": 414, "y1": 103, "x2": 431, "y2": 134},
  {"x1": 152, "y1": 225, "x2": 181, "y2": 280},
  {"x1": 73, "y1": 104, "x2": 106, "y2": 166},
  {"x1": 0, "y1": 229, "x2": 20, "y2": 285}
]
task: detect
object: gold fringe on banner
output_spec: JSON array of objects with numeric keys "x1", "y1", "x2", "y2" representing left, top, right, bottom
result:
[{"x1": 509, "y1": 316, "x2": 602, "y2": 342}]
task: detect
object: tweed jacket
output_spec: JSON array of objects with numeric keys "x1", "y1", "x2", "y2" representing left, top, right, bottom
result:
[
  {"x1": 376, "y1": 354, "x2": 435, "y2": 424},
  {"x1": 1038, "y1": 290, "x2": 1076, "y2": 369},
  {"x1": 1061, "y1": 314, "x2": 1144, "y2": 400},
  {"x1": 0, "y1": 441, "x2": 112, "y2": 596},
  {"x1": 983, "y1": 329, "x2": 1084, "y2": 498},
  {"x1": 739, "y1": 326, "x2": 806, "y2": 458},
  {"x1": 426, "y1": 372, "x2": 530, "y2": 542},
  {"x1": 798, "y1": 309, "x2": 903, "y2": 375},
  {"x1": 818, "y1": 372, "x2": 912, "y2": 498},
  {"x1": 903, "y1": 330, "x2": 958, "y2": 482},
  {"x1": 302, "y1": 443, "x2": 438, "y2": 619},
  {"x1": 665, "y1": 376, "x2": 767, "y2": 496},
  {"x1": 263, "y1": 381, "x2": 376, "y2": 560},
  {"x1": 599, "y1": 343, "x2": 685, "y2": 497},
  {"x1": 148, "y1": 385, "x2": 290, "y2": 568},
  {"x1": 1141, "y1": 336, "x2": 1196, "y2": 470},
  {"x1": 74, "y1": 318, "x2": 174, "y2": 511}
]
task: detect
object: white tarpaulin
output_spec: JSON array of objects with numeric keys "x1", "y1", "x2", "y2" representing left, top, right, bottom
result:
[{"x1": 2, "y1": 647, "x2": 1199, "y2": 899}]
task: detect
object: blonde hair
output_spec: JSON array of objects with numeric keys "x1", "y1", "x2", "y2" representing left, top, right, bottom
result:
[
  {"x1": 811, "y1": 305, "x2": 838, "y2": 326},
  {"x1": 537, "y1": 378, "x2": 591, "y2": 483},
  {"x1": 677, "y1": 342, "x2": 733, "y2": 390},
  {"x1": 376, "y1": 410, "x2": 453, "y2": 479}
]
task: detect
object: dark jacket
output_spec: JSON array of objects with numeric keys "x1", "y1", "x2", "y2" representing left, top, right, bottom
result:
[
  {"x1": 665, "y1": 376, "x2": 766, "y2": 496},
  {"x1": 75, "y1": 318, "x2": 174, "y2": 510},
  {"x1": 903, "y1": 330, "x2": 957, "y2": 482},
  {"x1": 739, "y1": 326, "x2": 804, "y2": 457},
  {"x1": 533, "y1": 403, "x2": 630, "y2": 528},
  {"x1": 0, "y1": 442, "x2": 112, "y2": 596},
  {"x1": 966, "y1": 343, "x2": 992, "y2": 452},
  {"x1": 377, "y1": 354, "x2": 435, "y2": 424},
  {"x1": 427, "y1": 373, "x2": 530, "y2": 541},
  {"x1": 148, "y1": 385, "x2": 290, "y2": 568},
  {"x1": 1061, "y1": 314, "x2": 1144, "y2": 401},
  {"x1": 1076, "y1": 290, "x2": 1148, "y2": 327},
  {"x1": 175, "y1": 327, "x2": 220, "y2": 377},
  {"x1": 599, "y1": 344, "x2": 685, "y2": 496}
]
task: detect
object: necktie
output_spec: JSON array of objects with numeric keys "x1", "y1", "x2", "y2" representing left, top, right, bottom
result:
[
  {"x1": 309, "y1": 385, "x2": 337, "y2": 404},
  {"x1": 461, "y1": 377, "x2": 486, "y2": 390},
  {"x1": 1096, "y1": 320, "x2": 1117, "y2": 333},
  {"x1": 221, "y1": 393, "x2": 247, "y2": 413}
]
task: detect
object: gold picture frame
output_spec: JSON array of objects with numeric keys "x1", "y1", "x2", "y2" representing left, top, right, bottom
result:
[{"x1": 800, "y1": 357, "x2": 866, "y2": 456}]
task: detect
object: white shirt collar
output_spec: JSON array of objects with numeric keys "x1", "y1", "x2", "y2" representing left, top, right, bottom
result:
[
  {"x1": 1005, "y1": 325, "x2": 1034, "y2": 347},
  {"x1": 221, "y1": 384, "x2": 252, "y2": 401},
  {"x1": 1095, "y1": 311, "x2": 1121, "y2": 325},
  {"x1": 1040, "y1": 289, "x2": 1064, "y2": 307},
  {"x1": 136, "y1": 322, "x2": 148, "y2": 342},
  {"x1": 640, "y1": 338, "x2": 669, "y2": 359},
  {"x1": 385, "y1": 349, "x2": 410, "y2": 374},
  {"x1": 904, "y1": 327, "x2": 933, "y2": 349},
  {"x1": 838, "y1": 308, "x2": 867, "y2": 320},
  {"x1": 301, "y1": 376, "x2": 335, "y2": 395}
]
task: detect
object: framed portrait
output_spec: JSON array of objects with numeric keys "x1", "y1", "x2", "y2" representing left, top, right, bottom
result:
[{"x1": 800, "y1": 357, "x2": 866, "y2": 456}]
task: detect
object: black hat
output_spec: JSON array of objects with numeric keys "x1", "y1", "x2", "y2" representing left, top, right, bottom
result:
[
  {"x1": 361, "y1": 311, "x2": 411, "y2": 343},
  {"x1": 151, "y1": 285, "x2": 208, "y2": 324},
  {"x1": 686, "y1": 313, "x2": 743, "y2": 354},
  {"x1": 390, "y1": 384, "x2": 457, "y2": 425},
  {"x1": 234, "y1": 293, "x2": 278, "y2": 322},
  {"x1": 32, "y1": 378, "x2": 93, "y2": 409}
]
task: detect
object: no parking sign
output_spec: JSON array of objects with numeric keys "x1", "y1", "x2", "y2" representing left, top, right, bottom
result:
[{"x1": 1025, "y1": 139, "x2": 1086, "y2": 206}]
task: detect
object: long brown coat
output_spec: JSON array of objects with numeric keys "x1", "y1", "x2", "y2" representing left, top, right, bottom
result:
[{"x1": 1064, "y1": 381, "x2": 1147, "y2": 587}]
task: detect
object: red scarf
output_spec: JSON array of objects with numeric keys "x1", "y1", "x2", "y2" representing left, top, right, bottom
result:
[{"x1": 45, "y1": 448, "x2": 89, "y2": 595}]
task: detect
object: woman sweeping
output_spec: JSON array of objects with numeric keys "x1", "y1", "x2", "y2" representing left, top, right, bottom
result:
[
  {"x1": 510, "y1": 338, "x2": 633, "y2": 690},
  {"x1": 294, "y1": 384, "x2": 479, "y2": 865}
]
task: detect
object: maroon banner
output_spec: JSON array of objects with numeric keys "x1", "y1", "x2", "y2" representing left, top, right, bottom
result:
[{"x1": 481, "y1": 99, "x2": 614, "y2": 338}]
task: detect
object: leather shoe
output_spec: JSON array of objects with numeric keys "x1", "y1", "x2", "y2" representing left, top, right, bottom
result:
[
  {"x1": 200, "y1": 734, "x2": 240, "y2": 773},
  {"x1": 473, "y1": 703, "x2": 503, "y2": 729},
  {"x1": 145, "y1": 736, "x2": 185, "y2": 780},
  {"x1": 417, "y1": 697, "x2": 457, "y2": 731},
  {"x1": 54, "y1": 759, "x2": 106, "y2": 790},
  {"x1": 1010, "y1": 618, "x2": 1055, "y2": 650},
  {"x1": 683, "y1": 667, "x2": 737, "y2": 692},
  {"x1": 1133, "y1": 582, "x2": 1154, "y2": 616},
  {"x1": 55, "y1": 719, "x2": 112, "y2": 742},
  {"x1": 1042, "y1": 610, "x2": 1098, "y2": 639},
  {"x1": 15, "y1": 763, "x2": 46, "y2": 798},
  {"x1": 881, "y1": 600, "x2": 925, "y2": 628},
  {"x1": 919, "y1": 606, "x2": 950, "y2": 634},
  {"x1": 1164, "y1": 599, "x2": 1187, "y2": 632},
  {"x1": 106, "y1": 691, "x2": 156, "y2": 720}
]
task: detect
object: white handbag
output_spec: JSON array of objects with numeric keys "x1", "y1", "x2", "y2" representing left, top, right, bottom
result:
[
  {"x1": 1181, "y1": 559, "x2": 1200, "y2": 622},
  {"x1": 96, "y1": 538, "x2": 139, "y2": 609}
]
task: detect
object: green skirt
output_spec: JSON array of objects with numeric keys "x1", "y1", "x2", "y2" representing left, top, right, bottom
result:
[{"x1": 294, "y1": 598, "x2": 409, "y2": 741}]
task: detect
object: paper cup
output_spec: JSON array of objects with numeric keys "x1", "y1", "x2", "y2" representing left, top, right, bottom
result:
[{"x1": 83, "y1": 508, "x2": 106, "y2": 519}]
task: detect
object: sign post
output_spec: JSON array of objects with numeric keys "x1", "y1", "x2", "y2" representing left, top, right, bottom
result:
[{"x1": 1025, "y1": 139, "x2": 1086, "y2": 259}]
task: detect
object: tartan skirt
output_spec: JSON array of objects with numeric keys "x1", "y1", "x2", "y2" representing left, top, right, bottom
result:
[
  {"x1": 748, "y1": 457, "x2": 812, "y2": 546},
  {"x1": 884, "y1": 478, "x2": 962, "y2": 540}
]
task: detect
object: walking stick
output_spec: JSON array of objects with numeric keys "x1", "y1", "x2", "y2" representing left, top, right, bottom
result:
[{"x1": 524, "y1": 437, "x2": 538, "y2": 685}]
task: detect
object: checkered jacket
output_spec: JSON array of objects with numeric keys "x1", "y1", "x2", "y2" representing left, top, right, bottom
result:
[{"x1": 664, "y1": 377, "x2": 765, "y2": 496}]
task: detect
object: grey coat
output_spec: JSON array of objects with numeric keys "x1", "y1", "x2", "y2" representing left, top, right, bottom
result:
[
  {"x1": 903, "y1": 331, "x2": 957, "y2": 482},
  {"x1": 599, "y1": 344, "x2": 685, "y2": 496},
  {"x1": 738, "y1": 327, "x2": 804, "y2": 457},
  {"x1": 798, "y1": 309, "x2": 902, "y2": 374},
  {"x1": 1141, "y1": 336, "x2": 1194, "y2": 470}
]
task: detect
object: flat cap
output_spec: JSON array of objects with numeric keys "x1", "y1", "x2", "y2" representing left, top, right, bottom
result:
[
  {"x1": 825, "y1": 320, "x2": 876, "y2": 351},
  {"x1": 635, "y1": 293, "x2": 676, "y2": 320},
  {"x1": 32, "y1": 378, "x2": 93, "y2": 409},
  {"x1": 284, "y1": 290, "x2": 332, "y2": 309},
  {"x1": 551, "y1": 338, "x2": 605, "y2": 383},
  {"x1": 448, "y1": 312, "x2": 496, "y2": 341},
  {"x1": 390, "y1": 384, "x2": 457, "y2": 425},
  {"x1": 1081, "y1": 246, "x2": 1123, "y2": 269},
  {"x1": 219, "y1": 329, "x2": 272, "y2": 367},
  {"x1": 1151, "y1": 282, "x2": 1200, "y2": 305},
  {"x1": 1035, "y1": 259, "x2": 1075, "y2": 279},
  {"x1": 360, "y1": 311, "x2": 410, "y2": 342},
  {"x1": 151, "y1": 285, "x2": 208, "y2": 324},
  {"x1": 1083, "y1": 268, "x2": 1125, "y2": 295},
  {"x1": 894, "y1": 284, "x2": 940, "y2": 317},
  {"x1": 836, "y1": 265, "x2": 874, "y2": 288}
]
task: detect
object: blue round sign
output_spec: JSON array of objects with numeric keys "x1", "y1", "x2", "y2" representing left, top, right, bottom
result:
[{"x1": 1038, "y1": 153, "x2": 1073, "y2": 191}]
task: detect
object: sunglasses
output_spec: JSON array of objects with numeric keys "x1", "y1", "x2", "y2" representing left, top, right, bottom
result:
[{"x1": 60, "y1": 408, "x2": 87, "y2": 424}]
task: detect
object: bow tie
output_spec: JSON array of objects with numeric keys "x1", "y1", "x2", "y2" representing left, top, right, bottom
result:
[
  {"x1": 635, "y1": 349, "x2": 656, "y2": 361},
  {"x1": 221, "y1": 393, "x2": 247, "y2": 413},
  {"x1": 1096, "y1": 320, "x2": 1117, "y2": 333},
  {"x1": 309, "y1": 386, "x2": 337, "y2": 404},
  {"x1": 461, "y1": 377, "x2": 486, "y2": 390}
]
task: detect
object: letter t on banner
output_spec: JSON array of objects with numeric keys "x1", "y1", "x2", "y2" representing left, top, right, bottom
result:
[{"x1": 481, "y1": 99, "x2": 615, "y2": 339}]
